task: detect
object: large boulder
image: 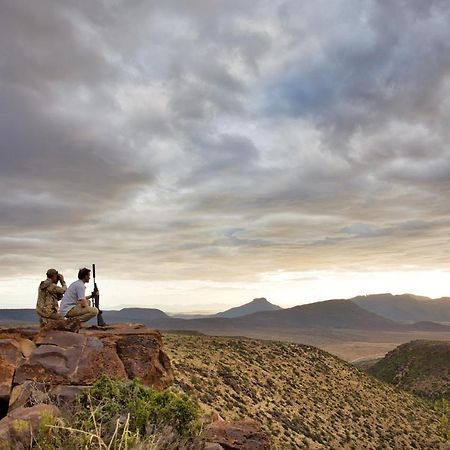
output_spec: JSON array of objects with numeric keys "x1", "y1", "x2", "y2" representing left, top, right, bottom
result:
[
  {"x1": 13, "y1": 327, "x2": 173, "y2": 389},
  {"x1": 115, "y1": 334, "x2": 173, "y2": 389},
  {"x1": 14, "y1": 331, "x2": 128, "y2": 385},
  {"x1": 0, "y1": 404, "x2": 59, "y2": 450},
  {"x1": 205, "y1": 419, "x2": 270, "y2": 450}
]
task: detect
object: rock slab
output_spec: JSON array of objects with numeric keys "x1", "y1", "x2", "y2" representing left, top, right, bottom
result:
[{"x1": 205, "y1": 419, "x2": 270, "y2": 450}]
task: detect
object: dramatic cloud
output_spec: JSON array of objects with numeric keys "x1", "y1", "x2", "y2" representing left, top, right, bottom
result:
[{"x1": 1, "y1": 0, "x2": 450, "y2": 309}]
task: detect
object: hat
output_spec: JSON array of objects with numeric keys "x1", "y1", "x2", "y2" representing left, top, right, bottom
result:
[{"x1": 46, "y1": 268, "x2": 58, "y2": 278}]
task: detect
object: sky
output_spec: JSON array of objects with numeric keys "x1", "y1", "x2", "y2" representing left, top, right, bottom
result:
[{"x1": 1, "y1": 0, "x2": 450, "y2": 313}]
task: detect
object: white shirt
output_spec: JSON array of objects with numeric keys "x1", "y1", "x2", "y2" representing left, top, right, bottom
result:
[{"x1": 60, "y1": 279, "x2": 86, "y2": 316}]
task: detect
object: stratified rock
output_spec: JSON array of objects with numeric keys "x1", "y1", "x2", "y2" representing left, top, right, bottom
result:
[
  {"x1": 205, "y1": 419, "x2": 270, "y2": 450},
  {"x1": 0, "y1": 404, "x2": 59, "y2": 450},
  {"x1": 0, "y1": 340, "x2": 23, "y2": 402}
]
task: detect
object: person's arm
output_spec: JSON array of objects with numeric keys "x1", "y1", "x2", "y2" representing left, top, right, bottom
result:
[
  {"x1": 76, "y1": 283, "x2": 89, "y2": 307},
  {"x1": 55, "y1": 274, "x2": 67, "y2": 294},
  {"x1": 47, "y1": 281, "x2": 67, "y2": 296}
]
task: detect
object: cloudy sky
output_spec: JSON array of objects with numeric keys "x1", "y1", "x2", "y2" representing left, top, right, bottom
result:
[{"x1": 1, "y1": 0, "x2": 450, "y2": 312}]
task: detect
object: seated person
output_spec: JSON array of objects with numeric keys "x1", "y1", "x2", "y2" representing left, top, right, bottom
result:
[
  {"x1": 36, "y1": 268, "x2": 67, "y2": 326},
  {"x1": 60, "y1": 267, "x2": 98, "y2": 323}
]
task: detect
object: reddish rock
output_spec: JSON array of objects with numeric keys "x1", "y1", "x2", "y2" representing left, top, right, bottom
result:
[
  {"x1": 34, "y1": 329, "x2": 86, "y2": 347},
  {"x1": 0, "y1": 404, "x2": 59, "y2": 450},
  {"x1": 115, "y1": 334, "x2": 173, "y2": 389},
  {"x1": 0, "y1": 340, "x2": 23, "y2": 402},
  {"x1": 14, "y1": 332, "x2": 127, "y2": 386},
  {"x1": 74, "y1": 338, "x2": 128, "y2": 384},
  {"x1": 12, "y1": 326, "x2": 172, "y2": 390},
  {"x1": 205, "y1": 419, "x2": 270, "y2": 450}
]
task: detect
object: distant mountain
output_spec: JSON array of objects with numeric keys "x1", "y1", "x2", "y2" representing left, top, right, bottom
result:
[
  {"x1": 102, "y1": 308, "x2": 169, "y2": 323},
  {"x1": 214, "y1": 297, "x2": 282, "y2": 318},
  {"x1": 232, "y1": 299, "x2": 399, "y2": 330},
  {"x1": 3, "y1": 296, "x2": 450, "y2": 336},
  {"x1": 0, "y1": 308, "x2": 169, "y2": 325},
  {"x1": 119, "y1": 299, "x2": 402, "y2": 332},
  {"x1": 0, "y1": 309, "x2": 37, "y2": 323},
  {"x1": 351, "y1": 293, "x2": 450, "y2": 323},
  {"x1": 368, "y1": 340, "x2": 450, "y2": 399}
]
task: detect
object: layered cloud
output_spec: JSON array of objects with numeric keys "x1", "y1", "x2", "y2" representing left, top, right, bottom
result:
[{"x1": 1, "y1": 0, "x2": 450, "y2": 294}]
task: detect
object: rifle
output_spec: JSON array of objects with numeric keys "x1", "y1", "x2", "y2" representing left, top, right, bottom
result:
[{"x1": 92, "y1": 264, "x2": 107, "y2": 327}]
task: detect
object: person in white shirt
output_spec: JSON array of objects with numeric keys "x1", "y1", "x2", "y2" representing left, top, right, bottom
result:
[{"x1": 60, "y1": 267, "x2": 98, "y2": 322}]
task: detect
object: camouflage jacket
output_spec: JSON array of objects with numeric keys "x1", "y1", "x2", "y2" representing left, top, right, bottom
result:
[{"x1": 36, "y1": 278, "x2": 66, "y2": 318}]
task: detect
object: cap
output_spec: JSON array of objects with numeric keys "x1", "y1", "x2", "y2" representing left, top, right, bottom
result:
[{"x1": 46, "y1": 268, "x2": 59, "y2": 278}]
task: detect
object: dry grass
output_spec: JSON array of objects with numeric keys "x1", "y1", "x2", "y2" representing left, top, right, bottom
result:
[{"x1": 163, "y1": 332, "x2": 448, "y2": 449}]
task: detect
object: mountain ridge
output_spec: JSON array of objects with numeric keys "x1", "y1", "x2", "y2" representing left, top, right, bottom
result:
[
  {"x1": 351, "y1": 293, "x2": 450, "y2": 322},
  {"x1": 214, "y1": 297, "x2": 282, "y2": 318}
]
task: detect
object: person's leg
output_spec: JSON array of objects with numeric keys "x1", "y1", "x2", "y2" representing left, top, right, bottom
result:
[
  {"x1": 66, "y1": 304, "x2": 98, "y2": 322},
  {"x1": 37, "y1": 308, "x2": 62, "y2": 327}
]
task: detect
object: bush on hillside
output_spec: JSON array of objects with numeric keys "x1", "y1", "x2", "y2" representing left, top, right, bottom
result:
[
  {"x1": 434, "y1": 398, "x2": 450, "y2": 442},
  {"x1": 34, "y1": 376, "x2": 202, "y2": 450}
]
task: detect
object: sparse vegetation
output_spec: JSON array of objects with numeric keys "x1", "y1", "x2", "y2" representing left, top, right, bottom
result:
[{"x1": 163, "y1": 332, "x2": 448, "y2": 449}]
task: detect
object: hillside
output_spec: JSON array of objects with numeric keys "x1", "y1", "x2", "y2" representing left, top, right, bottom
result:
[
  {"x1": 215, "y1": 297, "x2": 282, "y2": 318},
  {"x1": 352, "y1": 293, "x2": 450, "y2": 323},
  {"x1": 368, "y1": 340, "x2": 450, "y2": 399},
  {"x1": 163, "y1": 332, "x2": 448, "y2": 449}
]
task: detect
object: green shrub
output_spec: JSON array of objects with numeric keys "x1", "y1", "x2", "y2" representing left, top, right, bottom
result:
[
  {"x1": 34, "y1": 376, "x2": 201, "y2": 450},
  {"x1": 433, "y1": 398, "x2": 450, "y2": 442}
]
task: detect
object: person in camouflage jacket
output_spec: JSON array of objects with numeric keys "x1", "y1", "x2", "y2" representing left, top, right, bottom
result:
[{"x1": 36, "y1": 268, "x2": 67, "y2": 326}]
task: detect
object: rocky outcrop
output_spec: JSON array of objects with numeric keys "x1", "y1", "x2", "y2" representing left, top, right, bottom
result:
[
  {"x1": 1, "y1": 325, "x2": 172, "y2": 394},
  {"x1": 0, "y1": 325, "x2": 173, "y2": 424}
]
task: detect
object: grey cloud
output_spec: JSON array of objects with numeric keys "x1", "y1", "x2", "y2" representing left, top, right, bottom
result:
[
  {"x1": 1, "y1": 0, "x2": 450, "y2": 283},
  {"x1": 270, "y1": 0, "x2": 450, "y2": 142}
]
